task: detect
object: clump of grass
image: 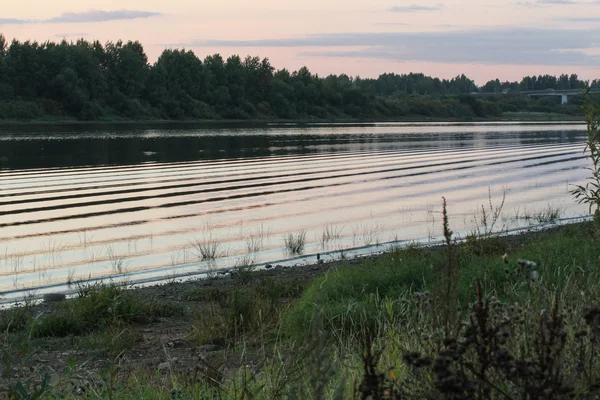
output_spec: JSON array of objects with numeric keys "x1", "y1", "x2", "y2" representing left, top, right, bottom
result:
[
  {"x1": 192, "y1": 288, "x2": 272, "y2": 345},
  {"x1": 320, "y1": 224, "x2": 343, "y2": 248},
  {"x1": 284, "y1": 229, "x2": 307, "y2": 255},
  {"x1": 31, "y1": 284, "x2": 185, "y2": 337},
  {"x1": 106, "y1": 244, "x2": 131, "y2": 275},
  {"x1": 246, "y1": 224, "x2": 269, "y2": 254},
  {"x1": 0, "y1": 304, "x2": 30, "y2": 333},
  {"x1": 192, "y1": 235, "x2": 222, "y2": 261},
  {"x1": 82, "y1": 327, "x2": 144, "y2": 358},
  {"x1": 462, "y1": 232, "x2": 508, "y2": 256},
  {"x1": 192, "y1": 225, "x2": 226, "y2": 261},
  {"x1": 191, "y1": 277, "x2": 309, "y2": 346},
  {"x1": 181, "y1": 287, "x2": 224, "y2": 302},
  {"x1": 534, "y1": 204, "x2": 564, "y2": 223},
  {"x1": 351, "y1": 223, "x2": 383, "y2": 247}
]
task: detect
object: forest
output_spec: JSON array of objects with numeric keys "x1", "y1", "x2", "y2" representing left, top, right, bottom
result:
[{"x1": 0, "y1": 34, "x2": 598, "y2": 121}]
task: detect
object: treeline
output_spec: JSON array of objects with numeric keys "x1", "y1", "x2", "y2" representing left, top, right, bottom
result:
[
  {"x1": 0, "y1": 34, "x2": 595, "y2": 121},
  {"x1": 481, "y1": 74, "x2": 600, "y2": 93}
]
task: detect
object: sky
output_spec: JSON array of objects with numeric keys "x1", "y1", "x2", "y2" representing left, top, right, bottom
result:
[{"x1": 1, "y1": 0, "x2": 600, "y2": 84}]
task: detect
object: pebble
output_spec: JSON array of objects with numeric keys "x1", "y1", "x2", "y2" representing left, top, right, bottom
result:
[
  {"x1": 43, "y1": 293, "x2": 66, "y2": 302},
  {"x1": 168, "y1": 339, "x2": 188, "y2": 348},
  {"x1": 158, "y1": 362, "x2": 171, "y2": 371}
]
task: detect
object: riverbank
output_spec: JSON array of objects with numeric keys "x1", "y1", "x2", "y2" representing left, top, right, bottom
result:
[
  {"x1": 1, "y1": 219, "x2": 599, "y2": 398},
  {"x1": 0, "y1": 112, "x2": 584, "y2": 127}
]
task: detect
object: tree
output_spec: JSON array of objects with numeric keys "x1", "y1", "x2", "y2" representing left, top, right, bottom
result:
[
  {"x1": 0, "y1": 33, "x2": 590, "y2": 121},
  {"x1": 0, "y1": 34, "x2": 6, "y2": 57}
]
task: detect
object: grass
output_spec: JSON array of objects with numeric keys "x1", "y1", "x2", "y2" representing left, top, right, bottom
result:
[
  {"x1": 31, "y1": 283, "x2": 186, "y2": 337},
  {"x1": 284, "y1": 229, "x2": 307, "y2": 255},
  {"x1": 508, "y1": 203, "x2": 565, "y2": 225},
  {"x1": 285, "y1": 221, "x2": 600, "y2": 341},
  {"x1": 320, "y1": 224, "x2": 344, "y2": 248},
  {"x1": 0, "y1": 303, "x2": 30, "y2": 332},
  {"x1": 246, "y1": 224, "x2": 270, "y2": 254},
  {"x1": 3, "y1": 220, "x2": 600, "y2": 398},
  {"x1": 191, "y1": 225, "x2": 225, "y2": 261}
]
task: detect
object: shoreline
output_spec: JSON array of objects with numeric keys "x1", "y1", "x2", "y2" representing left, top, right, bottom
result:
[
  {"x1": 5, "y1": 217, "x2": 588, "y2": 309},
  {"x1": 0, "y1": 115, "x2": 584, "y2": 127}
]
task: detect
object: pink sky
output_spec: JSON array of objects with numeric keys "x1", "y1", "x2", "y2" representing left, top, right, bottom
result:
[{"x1": 1, "y1": 0, "x2": 600, "y2": 84}]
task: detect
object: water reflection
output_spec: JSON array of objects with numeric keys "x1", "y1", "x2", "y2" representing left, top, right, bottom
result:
[{"x1": 0, "y1": 122, "x2": 586, "y2": 170}]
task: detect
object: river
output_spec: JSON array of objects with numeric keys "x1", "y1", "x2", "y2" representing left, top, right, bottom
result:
[{"x1": 0, "y1": 121, "x2": 591, "y2": 301}]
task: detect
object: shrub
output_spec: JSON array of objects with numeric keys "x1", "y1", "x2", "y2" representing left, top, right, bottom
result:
[{"x1": 571, "y1": 91, "x2": 600, "y2": 218}]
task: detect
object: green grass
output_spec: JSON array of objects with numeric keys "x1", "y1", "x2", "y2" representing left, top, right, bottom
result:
[
  {"x1": 285, "y1": 222, "x2": 600, "y2": 340},
  {"x1": 0, "y1": 303, "x2": 30, "y2": 333},
  {"x1": 3, "y1": 222, "x2": 600, "y2": 399},
  {"x1": 31, "y1": 284, "x2": 186, "y2": 337},
  {"x1": 188, "y1": 277, "x2": 310, "y2": 345}
]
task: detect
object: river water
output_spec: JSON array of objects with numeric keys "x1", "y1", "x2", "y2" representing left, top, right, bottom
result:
[{"x1": 0, "y1": 121, "x2": 591, "y2": 301}]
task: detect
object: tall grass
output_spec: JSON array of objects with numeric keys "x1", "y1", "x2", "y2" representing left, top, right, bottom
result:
[
  {"x1": 284, "y1": 229, "x2": 307, "y2": 255},
  {"x1": 191, "y1": 230, "x2": 223, "y2": 261}
]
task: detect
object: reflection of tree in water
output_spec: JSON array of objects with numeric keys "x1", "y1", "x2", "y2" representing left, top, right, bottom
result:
[{"x1": 0, "y1": 125, "x2": 586, "y2": 170}]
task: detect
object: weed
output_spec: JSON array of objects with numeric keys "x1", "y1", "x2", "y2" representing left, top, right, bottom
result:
[
  {"x1": 191, "y1": 232, "x2": 222, "y2": 261},
  {"x1": 471, "y1": 187, "x2": 506, "y2": 237},
  {"x1": 320, "y1": 224, "x2": 344, "y2": 248},
  {"x1": 284, "y1": 229, "x2": 307, "y2": 255},
  {"x1": 105, "y1": 244, "x2": 131, "y2": 275},
  {"x1": 246, "y1": 224, "x2": 269, "y2": 254},
  {"x1": 534, "y1": 204, "x2": 564, "y2": 223}
]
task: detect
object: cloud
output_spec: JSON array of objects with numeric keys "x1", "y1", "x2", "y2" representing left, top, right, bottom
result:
[
  {"x1": 375, "y1": 22, "x2": 411, "y2": 26},
  {"x1": 559, "y1": 16, "x2": 600, "y2": 21},
  {"x1": 179, "y1": 27, "x2": 600, "y2": 67},
  {"x1": 388, "y1": 4, "x2": 442, "y2": 12},
  {"x1": 537, "y1": 0, "x2": 576, "y2": 3},
  {"x1": 515, "y1": 0, "x2": 581, "y2": 7},
  {"x1": 54, "y1": 33, "x2": 89, "y2": 38},
  {"x1": 0, "y1": 9, "x2": 161, "y2": 25},
  {"x1": 0, "y1": 18, "x2": 25, "y2": 24}
]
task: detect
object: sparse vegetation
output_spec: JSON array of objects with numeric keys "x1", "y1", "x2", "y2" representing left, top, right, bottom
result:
[
  {"x1": 320, "y1": 224, "x2": 344, "y2": 248},
  {"x1": 191, "y1": 228, "x2": 223, "y2": 261},
  {"x1": 284, "y1": 229, "x2": 307, "y2": 255}
]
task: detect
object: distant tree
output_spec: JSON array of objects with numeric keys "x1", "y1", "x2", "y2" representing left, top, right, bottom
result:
[{"x1": 0, "y1": 33, "x2": 589, "y2": 121}]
